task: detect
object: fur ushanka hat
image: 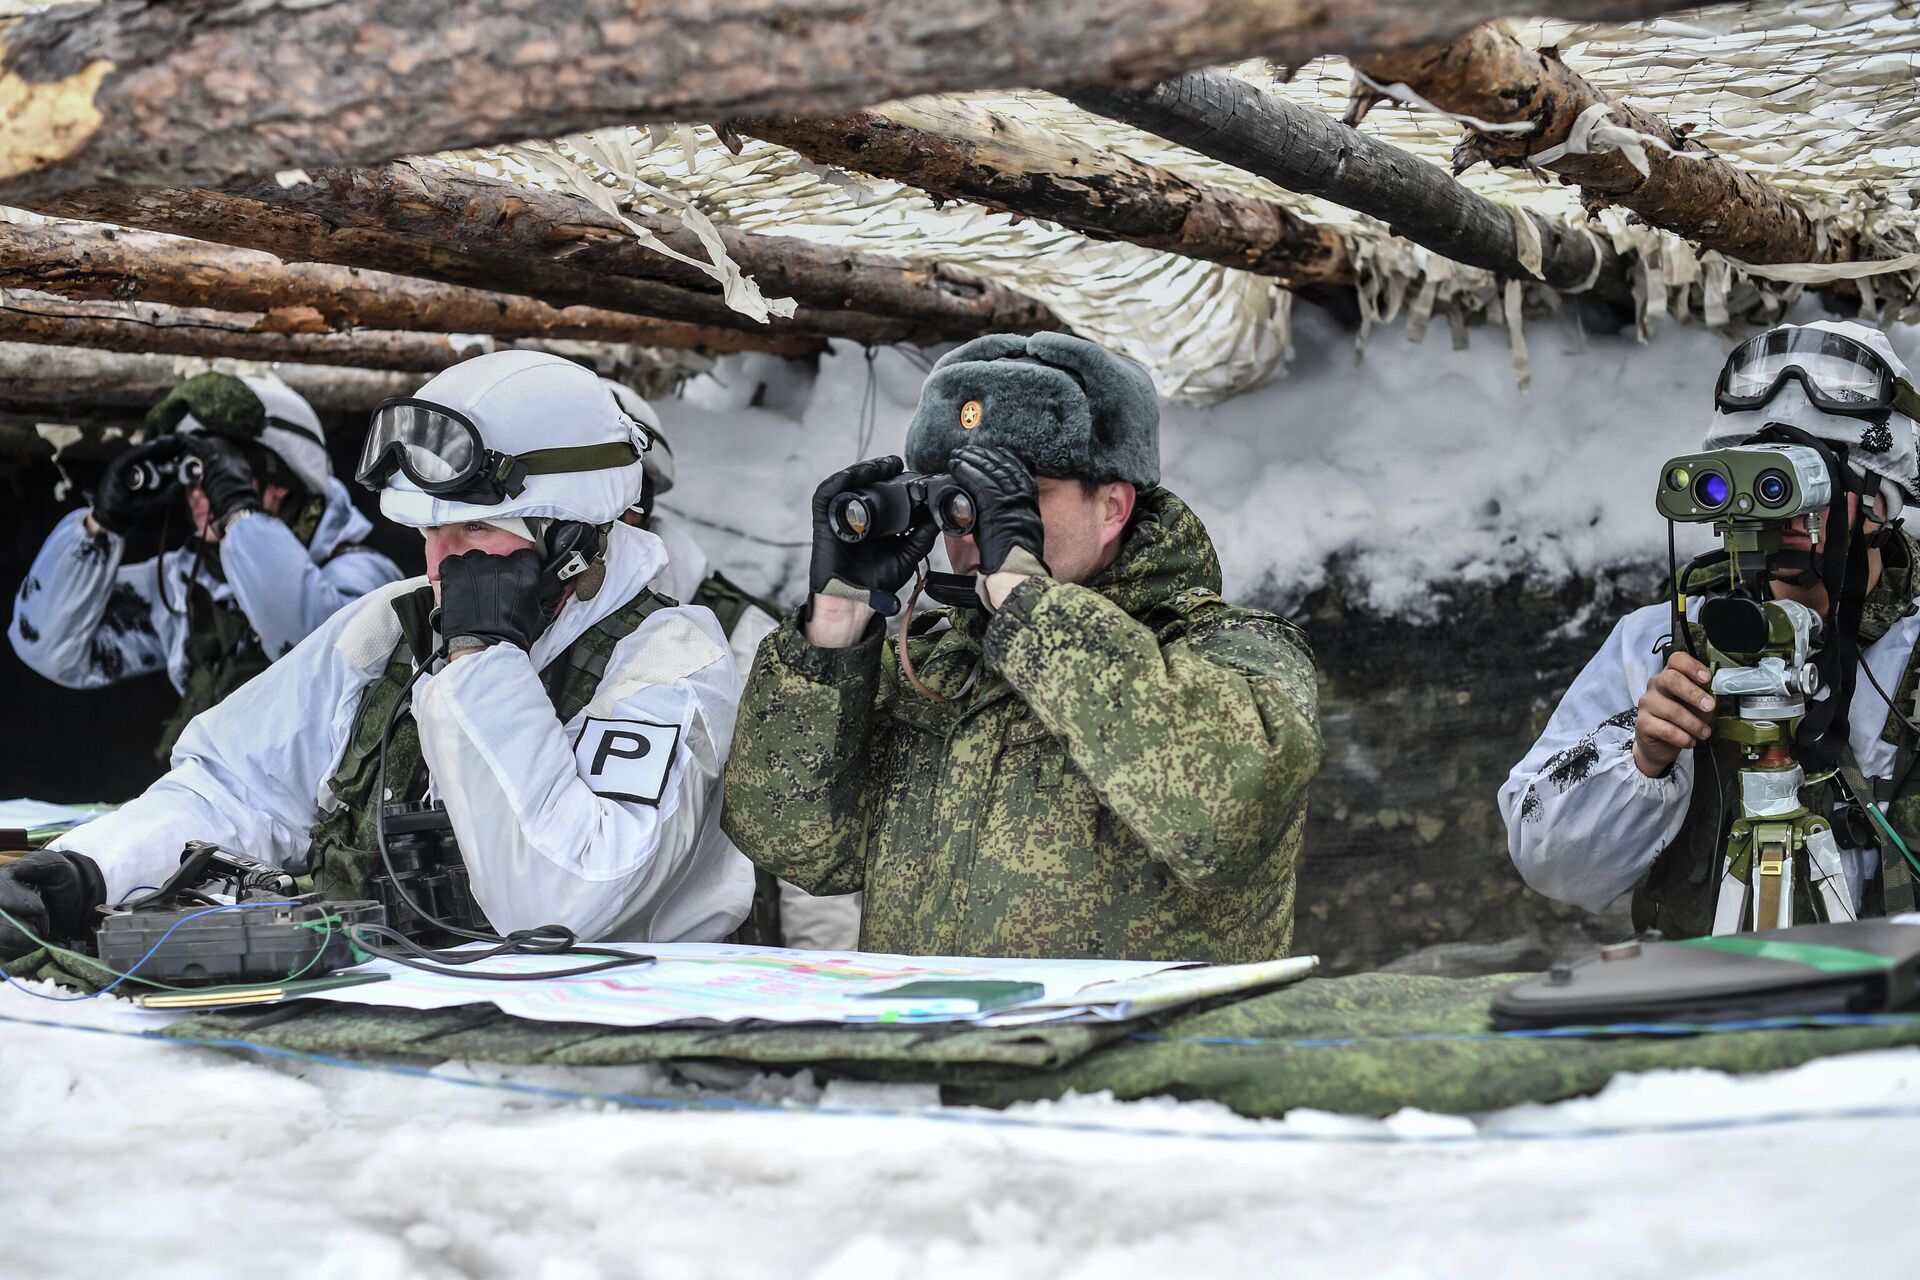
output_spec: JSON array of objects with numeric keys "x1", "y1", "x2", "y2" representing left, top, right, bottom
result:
[{"x1": 904, "y1": 332, "x2": 1160, "y2": 488}]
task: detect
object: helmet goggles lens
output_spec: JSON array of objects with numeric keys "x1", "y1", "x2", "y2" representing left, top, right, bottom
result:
[
  {"x1": 359, "y1": 398, "x2": 492, "y2": 497},
  {"x1": 1717, "y1": 328, "x2": 1914, "y2": 419}
]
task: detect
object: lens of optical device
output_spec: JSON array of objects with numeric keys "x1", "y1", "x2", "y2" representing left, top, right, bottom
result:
[{"x1": 1693, "y1": 471, "x2": 1731, "y2": 508}]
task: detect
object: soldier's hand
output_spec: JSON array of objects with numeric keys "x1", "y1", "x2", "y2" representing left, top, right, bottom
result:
[
  {"x1": 0, "y1": 851, "x2": 106, "y2": 961},
  {"x1": 186, "y1": 435, "x2": 263, "y2": 523},
  {"x1": 1632, "y1": 651, "x2": 1716, "y2": 777},
  {"x1": 436, "y1": 548, "x2": 547, "y2": 655},
  {"x1": 90, "y1": 436, "x2": 189, "y2": 537},
  {"x1": 807, "y1": 456, "x2": 938, "y2": 624},
  {"x1": 949, "y1": 445, "x2": 1049, "y2": 586}
]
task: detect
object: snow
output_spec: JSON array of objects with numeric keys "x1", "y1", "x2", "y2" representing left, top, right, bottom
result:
[
  {"x1": 4, "y1": 979, "x2": 1919, "y2": 1278},
  {"x1": 659, "y1": 305, "x2": 1920, "y2": 617},
  {"x1": 16, "y1": 311, "x2": 1920, "y2": 1274}
]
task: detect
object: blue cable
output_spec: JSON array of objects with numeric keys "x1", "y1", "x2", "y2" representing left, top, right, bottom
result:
[{"x1": 0, "y1": 899, "x2": 303, "y2": 1003}]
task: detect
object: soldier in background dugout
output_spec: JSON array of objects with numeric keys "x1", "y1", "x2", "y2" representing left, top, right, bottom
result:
[
  {"x1": 8, "y1": 372, "x2": 401, "y2": 758},
  {"x1": 722, "y1": 333, "x2": 1323, "y2": 962}
]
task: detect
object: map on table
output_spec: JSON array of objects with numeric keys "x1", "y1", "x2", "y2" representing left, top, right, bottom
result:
[{"x1": 297, "y1": 942, "x2": 1315, "y2": 1029}]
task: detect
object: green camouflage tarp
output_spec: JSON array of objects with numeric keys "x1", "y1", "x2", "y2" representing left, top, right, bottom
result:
[{"x1": 13, "y1": 948, "x2": 1918, "y2": 1118}]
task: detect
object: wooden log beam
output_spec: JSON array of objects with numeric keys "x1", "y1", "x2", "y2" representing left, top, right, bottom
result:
[
  {"x1": 0, "y1": 289, "x2": 492, "y2": 372},
  {"x1": 0, "y1": 222, "x2": 826, "y2": 357},
  {"x1": 1069, "y1": 70, "x2": 1633, "y2": 309},
  {"x1": 0, "y1": 1, "x2": 1704, "y2": 203},
  {"x1": 1353, "y1": 24, "x2": 1840, "y2": 266},
  {"x1": 739, "y1": 100, "x2": 1352, "y2": 288},
  {"x1": 0, "y1": 342, "x2": 422, "y2": 414},
  {"x1": 24, "y1": 164, "x2": 1063, "y2": 345}
]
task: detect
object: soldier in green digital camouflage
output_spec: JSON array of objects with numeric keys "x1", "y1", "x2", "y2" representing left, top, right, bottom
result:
[{"x1": 722, "y1": 333, "x2": 1323, "y2": 961}]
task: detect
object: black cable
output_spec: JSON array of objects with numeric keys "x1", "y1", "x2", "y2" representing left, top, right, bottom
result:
[
  {"x1": 367, "y1": 656, "x2": 653, "y2": 981},
  {"x1": 1669, "y1": 520, "x2": 1699, "y2": 661}
]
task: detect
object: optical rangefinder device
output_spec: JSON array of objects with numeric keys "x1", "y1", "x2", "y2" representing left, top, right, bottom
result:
[{"x1": 1655, "y1": 443, "x2": 1831, "y2": 525}]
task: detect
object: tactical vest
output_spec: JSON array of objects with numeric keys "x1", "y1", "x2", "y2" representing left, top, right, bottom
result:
[
  {"x1": 154, "y1": 501, "x2": 333, "y2": 760},
  {"x1": 302, "y1": 583, "x2": 672, "y2": 903},
  {"x1": 155, "y1": 582, "x2": 270, "y2": 761},
  {"x1": 690, "y1": 570, "x2": 778, "y2": 640},
  {"x1": 1634, "y1": 551, "x2": 1920, "y2": 936}
]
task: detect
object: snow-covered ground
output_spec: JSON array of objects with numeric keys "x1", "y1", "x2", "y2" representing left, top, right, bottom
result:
[
  {"x1": 4, "y1": 978, "x2": 1918, "y2": 1279},
  {"x1": 663, "y1": 304, "x2": 1920, "y2": 616}
]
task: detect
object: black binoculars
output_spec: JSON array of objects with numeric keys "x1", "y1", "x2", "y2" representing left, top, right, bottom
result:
[
  {"x1": 127, "y1": 453, "x2": 204, "y2": 493},
  {"x1": 826, "y1": 471, "x2": 977, "y2": 544}
]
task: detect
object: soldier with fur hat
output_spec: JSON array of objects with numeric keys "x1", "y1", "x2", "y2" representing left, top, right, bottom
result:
[
  {"x1": 1504, "y1": 319, "x2": 1920, "y2": 933},
  {"x1": 723, "y1": 333, "x2": 1323, "y2": 962},
  {"x1": 9, "y1": 371, "x2": 402, "y2": 756}
]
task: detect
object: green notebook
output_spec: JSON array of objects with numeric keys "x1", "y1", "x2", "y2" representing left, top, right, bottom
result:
[{"x1": 854, "y1": 980, "x2": 1046, "y2": 1017}]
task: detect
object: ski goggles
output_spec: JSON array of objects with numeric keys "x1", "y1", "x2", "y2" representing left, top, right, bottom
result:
[
  {"x1": 357, "y1": 398, "x2": 642, "y2": 505},
  {"x1": 1716, "y1": 328, "x2": 1920, "y2": 422}
]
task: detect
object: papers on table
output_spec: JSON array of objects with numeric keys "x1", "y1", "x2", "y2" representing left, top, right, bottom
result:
[{"x1": 298, "y1": 942, "x2": 1318, "y2": 1030}]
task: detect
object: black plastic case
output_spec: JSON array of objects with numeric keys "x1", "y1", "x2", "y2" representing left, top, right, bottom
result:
[{"x1": 96, "y1": 898, "x2": 386, "y2": 987}]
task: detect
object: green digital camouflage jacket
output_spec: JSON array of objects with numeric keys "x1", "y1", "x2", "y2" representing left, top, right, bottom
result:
[{"x1": 722, "y1": 489, "x2": 1323, "y2": 962}]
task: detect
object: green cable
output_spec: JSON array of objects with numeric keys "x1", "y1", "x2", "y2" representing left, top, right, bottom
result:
[
  {"x1": 1861, "y1": 799, "x2": 1920, "y2": 878},
  {"x1": 0, "y1": 898, "x2": 348, "y2": 996}
]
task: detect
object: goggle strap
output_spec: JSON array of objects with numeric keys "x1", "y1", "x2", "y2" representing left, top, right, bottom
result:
[
  {"x1": 515, "y1": 441, "x2": 642, "y2": 476},
  {"x1": 1893, "y1": 379, "x2": 1920, "y2": 424}
]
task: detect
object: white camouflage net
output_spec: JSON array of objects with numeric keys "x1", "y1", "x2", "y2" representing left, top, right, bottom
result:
[{"x1": 7, "y1": 2, "x2": 1917, "y2": 401}]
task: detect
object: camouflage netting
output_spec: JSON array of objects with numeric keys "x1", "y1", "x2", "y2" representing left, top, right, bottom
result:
[{"x1": 418, "y1": 2, "x2": 1920, "y2": 402}]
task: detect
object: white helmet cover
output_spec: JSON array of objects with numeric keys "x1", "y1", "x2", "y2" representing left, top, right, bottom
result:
[
  {"x1": 177, "y1": 373, "x2": 331, "y2": 496},
  {"x1": 1705, "y1": 319, "x2": 1920, "y2": 512},
  {"x1": 600, "y1": 376, "x2": 674, "y2": 495},
  {"x1": 378, "y1": 352, "x2": 648, "y2": 529}
]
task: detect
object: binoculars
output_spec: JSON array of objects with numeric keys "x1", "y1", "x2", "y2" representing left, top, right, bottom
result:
[
  {"x1": 127, "y1": 453, "x2": 204, "y2": 493},
  {"x1": 827, "y1": 471, "x2": 977, "y2": 544}
]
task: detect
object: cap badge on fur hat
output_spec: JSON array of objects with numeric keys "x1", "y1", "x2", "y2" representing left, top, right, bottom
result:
[{"x1": 960, "y1": 399, "x2": 984, "y2": 431}]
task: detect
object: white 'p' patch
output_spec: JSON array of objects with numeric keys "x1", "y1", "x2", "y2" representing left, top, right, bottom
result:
[{"x1": 573, "y1": 717, "x2": 681, "y2": 805}]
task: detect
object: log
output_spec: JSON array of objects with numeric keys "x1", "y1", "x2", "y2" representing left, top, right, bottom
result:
[
  {"x1": 1069, "y1": 71, "x2": 1633, "y2": 308},
  {"x1": 740, "y1": 100, "x2": 1352, "y2": 288},
  {"x1": 0, "y1": 222, "x2": 826, "y2": 356},
  {"x1": 0, "y1": 0, "x2": 1703, "y2": 202},
  {"x1": 25, "y1": 164, "x2": 1063, "y2": 345},
  {"x1": 0, "y1": 289, "x2": 490, "y2": 372},
  {"x1": 0, "y1": 342, "x2": 423, "y2": 414},
  {"x1": 1354, "y1": 25, "x2": 1840, "y2": 266}
]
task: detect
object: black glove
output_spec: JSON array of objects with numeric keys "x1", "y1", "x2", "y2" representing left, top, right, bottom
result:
[
  {"x1": 0, "y1": 850, "x2": 106, "y2": 961},
  {"x1": 90, "y1": 437, "x2": 189, "y2": 537},
  {"x1": 809, "y1": 456, "x2": 939, "y2": 616},
  {"x1": 185, "y1": 435, "x2": 262, "y2": 522},
  {"x1": 949, "y1": 444, "x2": 1050, "y2": 583},
  {"x1": 437, "y1": 548, "x2": 547, "y2": 652}
]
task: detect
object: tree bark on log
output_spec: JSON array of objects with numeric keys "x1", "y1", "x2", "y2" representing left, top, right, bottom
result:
[
  {"x1": 0, "y1": 1, "x2": 1702, "y2": 202},
  {"x1": 0, "y1": 342, "x2": 423, "y2": 414},
  {"x1": 0, "y1": 290, "x2": 498, "y2": 372},
  {"x1": 1069, "y1": 71, "x2": 1633, "y2": 309},
  {"x1": 740, "y1": 100, "x2": 1352, "y2": 288},
  {"x1": 1354, "y1": 25, "x2": 1841, "y2": 266},
  {"x1": 25, "y1": 164, "x2": 1063, "y2": 345},
  {"x1": 0, "y1": 222, "x2": 827, "y2": 356}
]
